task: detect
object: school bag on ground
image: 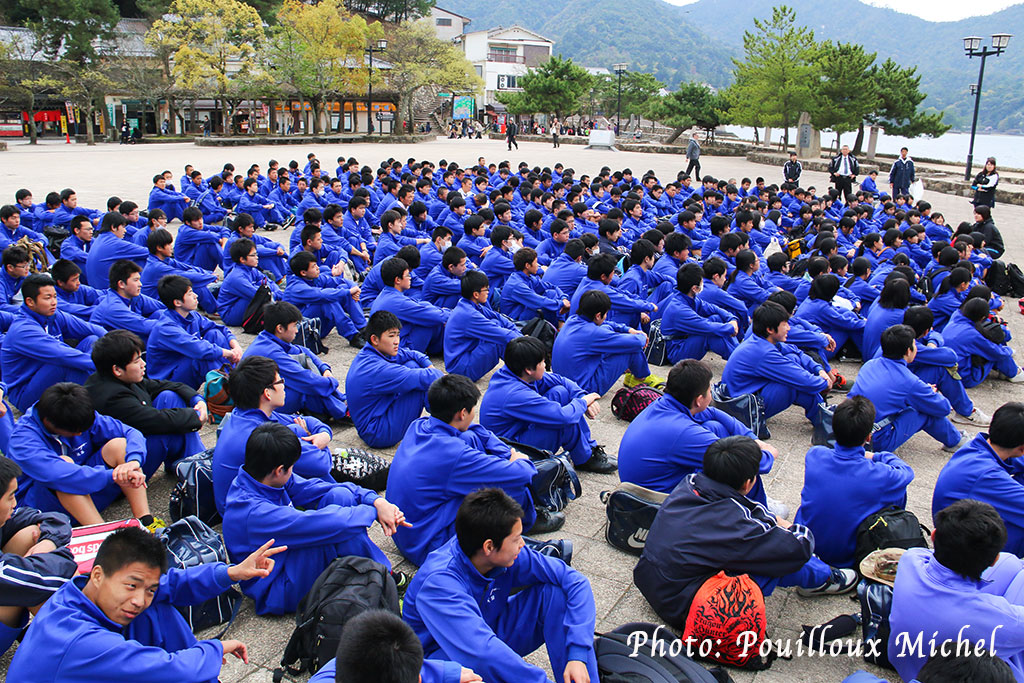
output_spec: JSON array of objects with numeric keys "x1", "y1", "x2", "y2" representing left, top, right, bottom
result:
[
  {"x1": 294, "y1": 316, "x2": 327, "y2": 354},
  {"x1": 858, "y1": 578, "x2": 895, "y2": 669},
  {"x1": 853, "y1": 506, "x2": 929, "y2": 567},
  {"x1": 811, "y1": 402, "x2": 893, "y2": 450},
  {"x1": 499, "y1": 437, "x2": 581, "y2": 512},
  {"x1": 682, "y1": 572, "x2": 774, "y2": 670},
  {"x1": 600, "y1": 482, "x2": 667, "y2": 555},
  {"x1": 644, "y1": 319, "x2": 672, "y2": 366},
  {"x1": 241, "y1": 284, "x2": 273, "y2": 334},
  {"x1": 168, "y1": 448, "x2": 219, "y2": 525},
  {"x1": 331, "y1": 447, "x2": 390, "y2": 492},
  {"x1": 711, "y1": 382, "x2": 769, "y2": 440},
  {"x1": 986, "y1": 260, "x2": 1014, "y2": 297},
  {"x1": 594, "y1": 621, "x2": 734, "y2": 683},
  {"x1": 272, "y1": 556, "x2": 399, "y2": 681},
  {"x1": 202, "y1": 366, "x2": 233, "y2": 424},
  {"x1": 154, "y1": 516, "x2": 241, "y2": 635},
  {"x1": 518, "y1": 315, "x2": 557, "y2": 363},
  {"x1": 611, "y1": 385, "x2": 662, "y2": 422},
  {"x1": 1007, "y1": 263, "x2": 1024, "y2": 298}
]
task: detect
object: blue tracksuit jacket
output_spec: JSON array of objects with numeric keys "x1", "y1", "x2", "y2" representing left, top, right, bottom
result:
[
  {"x1": 175, "y1": 224, "x2": 225, "y2": 273},
  {"x1": 551, "y1": 314, "x2": 648, "y2": 396},
  {"x1": 479, "y1": 248, "x2": 515, "y2": 292},
  {"x1": 542, "y1": 253, "x2": 587, "y2": 294},
  {"x1": 90, "y1": 290, "x2": 163, "y2": 341},
  {"x1": 500, "y1": 271, "x2": 565, "y2": 323},
  {"x1": 141, "y1": 254, "x2": 218, "y2": 300},
  {"x1": 243, "y1": 331, "x2": 344, "y2": 416},
  {"x1": 722, "y1": 333, "x2": 827, "y2": 419},
  {"x1": 443, "y1": 298, "x2": 519, "y2": 382},
  {"x1": 217, "y1": 264, "x2": 281, "y2": 327},
  {"x1": 59, "y1": 234, "x2": 91, "y2": 284},
  {"x1": 388, "y1": 417, "x2": 537, "y2": 566},
  {"x1": 861, "y1": 303, "x2": 906, "y2": 364},
  {"x1": 660, "y1": 291, "x2": 738, "y2": 363},
  {"x1": 370, "y1": 286, "x2": 449, "y2": 355},
  {"x1": 85, "y1": 232, "x2": 148, "y2": 288},
  {"x1": 942, "y1": 310, "x2": 1018, "y2": 388},
  {"x1": 423, "y1": 264, "x2": 461, "y2": 310},
  {"x1": 146, "y1": 309, "x2": 234, "y2": 388}
]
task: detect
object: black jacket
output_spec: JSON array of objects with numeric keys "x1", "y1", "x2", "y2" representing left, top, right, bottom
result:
[
  {"x1": 828, "y1": 154, "x2": 859, "y2": 179},
  {"x1": 783, "y1": 159, "x2": 802, "y2": 182},
  {"x1": 633, "y1": 472, "x2": 814, "y2": 627},
  {"x1": 84, "y1": 373, "x2": 201, "y2": 435},
  {"x1": 974, "y1": 218, "x2": 1005, "y2": 259}
]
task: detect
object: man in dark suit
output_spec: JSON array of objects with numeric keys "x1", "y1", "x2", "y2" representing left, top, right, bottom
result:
[{"x1": 828, "y1": 145, "x2": 859, "y2": 203}]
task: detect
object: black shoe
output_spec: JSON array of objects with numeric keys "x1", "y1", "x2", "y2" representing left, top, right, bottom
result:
[
  {"x1": 265, "y1": 222, "x2": 281, "y2": 231},
  {"x1": 390, "y1": 569, "x2": 410, "y2": 595},
  {"x1": 576, "y1": 445, "x2": 617, "y2": 474},
  {"x1": 523, "y1": 537, "x2": 573, "y2": 565},
  {"x1": 348, "y1": 334, "x2": 366, "y2": 349},
  {"x1": 528, "y1": 507, "x2": 566, "y2": 534}
]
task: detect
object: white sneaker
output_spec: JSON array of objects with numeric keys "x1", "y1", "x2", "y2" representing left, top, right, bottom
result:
[
  {"x1": 1009, "y1": 369, "x2": 1024, "y2": 383},
  {"x1": 942, "y1": 430, "x2": 969, "y2": 453},
  {"x1": 765, "y1": 496, "x2": 791, "y2": 520},
  {"x1": 797, "y1": 568, "x2": 859, "y2": 597},
  {"x1": 952, "y1": 408, "x2": 992, "y2": 427}
]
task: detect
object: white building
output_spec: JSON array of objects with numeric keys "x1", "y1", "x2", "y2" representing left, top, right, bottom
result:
[
  {"x1": 427, "y1": 6, "x2": 471, "y2": 41},
  {"x1": 454, "y1": 25, "x2": 553, "y2": 113}
]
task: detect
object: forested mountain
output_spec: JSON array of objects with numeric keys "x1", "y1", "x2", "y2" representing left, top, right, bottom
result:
[{"x1": 440, "y1": 0, "x2": 1024, "y2": 131}]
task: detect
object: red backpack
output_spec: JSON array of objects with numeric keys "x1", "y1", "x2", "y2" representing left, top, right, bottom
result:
[
  {"x1": 611, "y1": 385, "x2": 661, "y2": 422},
  {"x1": 682, "y1": 571, "x2": 774, "y2": 670}
]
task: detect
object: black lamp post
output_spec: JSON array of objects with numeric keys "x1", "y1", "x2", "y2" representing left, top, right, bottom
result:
[
  {"x1": 365, "y1": 38, "x2": 388, "y2": 135},
  {"x1": 962, "y1": 33, "x2": 1011, "y2": 180},
  {"x1": 612, "y1": 63, "x2": 627, "y2": 135}
]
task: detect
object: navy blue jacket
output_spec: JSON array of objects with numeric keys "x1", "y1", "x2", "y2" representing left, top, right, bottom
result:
[{"x1": 0, "y1": 506, "x2": 76, "y2": 609}]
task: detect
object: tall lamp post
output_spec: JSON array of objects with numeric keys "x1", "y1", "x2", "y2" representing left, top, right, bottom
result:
[
  {"x1": 612, "y1": 63, "x2": 627, "y2": 135},
  {"x1": 962, "y1": 33, "x2": 1011, "y2": 180},
  {"x1": 365, "y1": 38, "x2": 388, "y2": 135}
]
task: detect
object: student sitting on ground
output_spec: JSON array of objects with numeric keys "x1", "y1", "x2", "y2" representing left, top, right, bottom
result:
[
  {"x1": 222, "y1": 212, "x2": 287, "y2": 281},
  {"x1": 479, "y1": 225, "x2": 516, "y2": 292},
  {"x1": 927, "y1": 266, "x2": 971, "y2": 332},
  {"x1": 1, "y1": 273, "x2": 105, "y2": 411},
  {"x1": 283, "y1": 251, "x2": 365, "y2": 347},
  {"x1": 90, "y1": 259, "x2": 163, "y2": 343},
  {"x1": 148, "y1": 275, "x2": 242, "y2": 389},
  {"x1": 175, "y1": 206, "x2": 228, "y2": 273},
  {"x1": 243, "y1": 302, "x2": 348, "y2": 420},
  {"x1": 370, "y1": 257, "x2": 449, "y2": 355},
  {"x1": 570, "y1": 253, "x2": 657, "y2": 328},
  {"x1": 58, "y1": 215, "x2": 93, "y2": 284},
  {"x1": 660, "y1": 262, "x2": 740, "y2": 363},
  {"x1": 722, "y1": 301, "x2": 830, "y2": 422},
  {"x1": 500, "y1": 247, "x2": 569, "y2": 325},
  {"x1": 0, "y1": 455, "x2": 77, "y2": 655},
  {"x1": 943, "y1": 297, "x2": 1024, "y2": 387},
  {"x1": 795, "y1": 274, "x2": 866, "y2": 359},
  {"x1": 7, "y1": 382, "x2": 161, "y2": 528},
  {"x1": 888, "y1": 500, "x2": 1024, "y2": 681},
  {"x1": 142, "y1": 228, "x2": 219, "y2": 314},
  {"x1": 480, "y1": 336, "x2": 615, "y2": 474},
  {"x1": 552, "y1": 289, "x2": 661, "y2": 396},
  {"x1": 634, "y1": 435, "x2": 858, "y2": 630},
  {"x1": 217, "y1": 238, "x2": 282, "y2": 327},
  {"x1": 903, "y1": 305, "x2": 989, "y2": 427},
  {"x1": 212, "y1": 355, "x2": 333, "y2": 514},
  {"x1": 84, "y1": 211, "x2": 149, "y2": 290},
  {"x1": 861, "y1": 276, "x2": 911, "y2": 361},
  {"x1": 52, "y1": 258, "x2": 101, "y2": 320},
  {"x1": 933, "y1": 401, "x2": 1024, "y2": 557},
  {"x1": 443, "y1": 271, "x2": 521, "y2": 382},
  {"x1": 849, "y1": 324, "x2": 965, "y2": 453},
  {"x1": 0, "y1": 245, "x2": 29, "y2": 312},
  {"x1": 403, "y1": 488, "x2": 599, "y2": 683},
  {"x1": 795, "y1": 395, "x2": 914, "y2": 568},
  {"x1": 619, "y1": 359, "x2": 777, "y2": 500},
  {"x1": 222, "y1": 422, "x2": 406, "y2": 615},
  {"x1": 542, "y1": 238, "x2": 589, "y2": 295},
  {"x1": 8, "y1": 525, "x2": 278, "y2": 682},
  {"x1": 86, "y1": 330, "x2": 206, "y2": 473},
  {"x1": 309, "y1": 609, "x2": 481, "y2": 683},
  {"x1": 388, "y1": 374, "x2": 548, "y2": 566},
  {"x1": 422, "y1": 245, "x2": 467, "y2": 310},
  {"x1": 346, "y1": 311, "x2": 443, "y2": 449}
]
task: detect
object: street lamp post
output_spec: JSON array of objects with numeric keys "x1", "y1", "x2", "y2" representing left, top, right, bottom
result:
[
  {"x1": 962, "y1": 33, "x2": 1012, "y2": 181},
  {"x1": 612, "y1": 63, "x2": 627, "y2": 136},
  {"x1": 365, "y1": 38, "x2": 388, "y2": 135}
]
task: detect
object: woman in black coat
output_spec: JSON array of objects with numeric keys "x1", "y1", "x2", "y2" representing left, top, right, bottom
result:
[{"x1": 972, "y1": 156, "x2": 999, "y2": 210}]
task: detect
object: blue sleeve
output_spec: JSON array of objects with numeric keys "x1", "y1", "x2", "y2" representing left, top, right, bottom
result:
[
  {"x1": 159, "y1": 563, "x2": 233, "y2": 606},
  {"x1": 9, "y1": 319, "x2": 94, "y2": 372}
]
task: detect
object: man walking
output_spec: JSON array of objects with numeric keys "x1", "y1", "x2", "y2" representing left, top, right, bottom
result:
[
  {"x1": 506, "y1": 118, "x2": 519, "y2": 151},
  {"x1": 685, "y1": 134, "x2": 701, "y2": 180},
  {"x1": 828, "y1": 145, "x2": 859, "y2": 203},
  {"x1": 889, "y1": 146, "x2": 915, "y2": 198}
]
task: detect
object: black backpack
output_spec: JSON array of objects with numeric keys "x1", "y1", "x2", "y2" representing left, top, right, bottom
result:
[
  {"x1": 295, "y1": 316, "x2": 327, "y2": 355},
  {"x1": 644, "y1": 319, "x2": 671, "y2": 367},
  {"x1": 168, "y1": 449, "x2": 219, "y2": 525},
  {"x1": 155, "y1": 516, "x2": 241, "y2": 634},
  {"x1": 241, "y1": 284, "x2": 274, "y2": 334},
  {"x1": 595, "y1": 622, "x2": 733, "y2": 682},
  {"x1": 711, "y1": 382, "x2": 769, "y2": 440},
  {"x1": 601, "y1": 482, "x2": 667, "y2": 556},
  {"x1": 858, "y1": 578, "x2": 895, "y2": 669},
  {"x1": 986, "y1": 260, "x2": 1014, "y2": 296},
  {"x1": 273, "y1": 556, "x2": 399, "y2": 681},
  {"x1": 853, "y1": 506, "x2": 929, "y2": 567},
  {"x1": 499, "y1": 437, "x2": 581, "y2": 512},
  {"x1": 1007, "y1": 263, "x2": 1024, "y2": 298}
]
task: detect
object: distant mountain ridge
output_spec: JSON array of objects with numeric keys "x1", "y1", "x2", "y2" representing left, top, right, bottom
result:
[{"x1": 440, "y1": 0, "x2": 1024, "y2": 132}]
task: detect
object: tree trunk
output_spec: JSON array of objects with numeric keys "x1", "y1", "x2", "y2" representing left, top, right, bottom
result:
[
  {"x1": 297, "y1": 96, "x2": 305, "y2": 134},
  {"x1": 168, "y1": 94, "x2": 177, "y2": 136},
  {"x1": 190, "y1": 100, "x2": 197, "y2": 135},
  {"x1": 752, "y1": 126, "x2": 759, "y2": 144},
  {"x1": 764, "y1": 126, "x2": 771, "y2": 147},
  {"x1": 664, "y1": 127, "x2": 684, "y2": 144},
  {"x1": 26, "y1": 96, "x2": 37, "y2": 144},
  {"x1": 853, "y1": 122, "x2": 865, "y2": 155}
]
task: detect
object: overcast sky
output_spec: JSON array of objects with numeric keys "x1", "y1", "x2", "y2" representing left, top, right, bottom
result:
[{"x1": 667, "y1": 0, "x2": 1021, "y2": 22}]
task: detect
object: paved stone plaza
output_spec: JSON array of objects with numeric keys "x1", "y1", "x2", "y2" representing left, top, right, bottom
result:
[{"x1": 1, "y1": 136, "x2": 1022, "y2": 682}]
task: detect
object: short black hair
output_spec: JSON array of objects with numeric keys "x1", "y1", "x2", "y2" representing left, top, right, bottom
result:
[
  {"x1": 290, "y1": 250, "x2": 317, "y2": 276},
  {"x1": 263, "y1": 301, "x2": 303, "y2": 334},
  {"x1": 917, "y1": 649, "x2": 1014, "y2": 683},
  {"x1": 381, "y1": 258, "x2": 409, "y2": 288},
  {"x1": 703, "y1": 436, "x2": 762, "y2": 491},
  {"x1": 243, "y1": 421, "x2": 301, "y2": 481},
  {"x1": 37, "y1": 382, "x2": 96, "y2": 433},
  {"x1": 147, "y1": 228, "x2": 174, "y2": 254},
  {"x1": 961, "y1": 296, "x2": 990, "y2": 323},
  {"x1": 94, "y1": 526, "x2": 168, "y2": 576},
  {"x1": 751, "y1": 301, "x2": 789, "y2": 339},
  {"x1": 229, "y1": 355, "x2": 279, "y2": 410},
  {"x1": 91, "y1": 330, "x2": 144, "y2": 379},
  {"x1": 587, "y1": 253, "x2": 618, "y2": 280},
  {"x1": 157, "y1": 275, "x2": 192, "y2": 309},
  {"x1": 0, "y1": 455, "x2": 22, "y2": 495},
  {"x1": 455, "y1": 488, "x2": 524, "y2": 557},
  {"x1": 50, "y1": 258, "x2": 81, "y2": 284},
  {"x1": 676, "y1": 263, "x2": 703, "y2": 294},
  {"x1": 22, "y1": 273, "x2": 55, "y2": 302},
  {"x1": 2, "y1": 245, "x2": 29, "y2": 268},
  {"x1": 504, "y1": 336, "x2": 545, "y2": 376},
  {"x1": 366, "y1": 310, "x2": 400, "y2": 340},
  {"x1": 903, "y1": 305, "x2": 934, "y2": 338},
  {"x1": 933, "y1": 499, "x2": 1007, "y2": 580},
  {"x1": 880, "y1": 324, "x2": 916, "y2": 360},
  {"x1": 665, "y1": 359, "x2": 712, "y2": 407},
  {"x1": 513, "y1": 247, "x2": 537, "y2": 272},
  {"x1": 460, "y1": 269, "x2": 489, "y2": 300},
  {"x1": 442, "y1": 246, "x2": 466, "y2": 271},
  {"x1": 832, "y1": 396, "x2": 876, "y2": 447},
  {"x1": 577, "y1": 289, "x2": 611, "y2": 321},
  {"x1": 334, "y1": 610, "x2": 423, "y2": 683},
  {"x1": 988, "y1": 402, "x2": 1024, "y2": 451},
  {"x1": 108, "y1": 259, "x2": 142, "y2": 291},
  {"x1": 427, "y1": 374, "x2": 480, "y2": 424},
  {"x1": 766, "y1": 289, "x2": 798, "y2": 313},
  {"x1": 230, "y1": 237, "x2": 256, "y2": 264}
]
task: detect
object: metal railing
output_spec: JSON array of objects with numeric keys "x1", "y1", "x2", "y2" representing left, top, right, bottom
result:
[{"x1": 487, "y1": 52, "x2": 524, "y2": 63}]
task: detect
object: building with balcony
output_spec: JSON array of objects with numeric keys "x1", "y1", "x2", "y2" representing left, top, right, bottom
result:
[{"x1": 454, "y1": 26, "x2": 553, "y2": 114}]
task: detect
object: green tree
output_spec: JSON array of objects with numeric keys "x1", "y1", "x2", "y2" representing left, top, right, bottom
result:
[
  {"x1": 729, "y1": 5, "x2": 817, "y2": 147},
  {"x1": 26, "y1": 0, "x2": 119, "y2": 66},
  {"x1": 385, "y1": 21, "x2": 481, "y2": 134},
  {"x1": 344, "y1": 0, "x2": 433, "y2": 23},
  {"x1": 863, "y1": 58, "x2": 949, "y2": 144},
  {"x1": 497, "y1": 55, "x2": 592, "y2": 119},
  {"x1": 809, "y1": 41, "x2": 877, "y2": 145},
  {"x1": 595, "y1": 71, "x2": 664, "y2": 129},
  {"x1": 645, "y1": 81, "x2": 729, "y2": 143}
]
